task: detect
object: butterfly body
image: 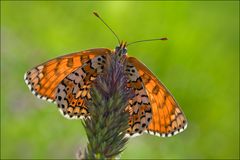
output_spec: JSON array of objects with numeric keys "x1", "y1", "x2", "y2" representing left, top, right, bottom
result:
[{"x1": 24, "y1": 42, "x2": 187, "y2": 137}]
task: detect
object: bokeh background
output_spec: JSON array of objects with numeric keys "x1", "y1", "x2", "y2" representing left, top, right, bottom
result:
[{"x1": 1, "y1": 1, "x2": 239, "y2": 159}]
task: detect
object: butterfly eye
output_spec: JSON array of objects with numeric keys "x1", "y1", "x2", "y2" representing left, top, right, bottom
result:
[
  {"x1": 122, "y1": 48, "x2": 127, "y2": 55},
  {"x1": 115, "y1": 46, "x2": 121, "y2": 53}
]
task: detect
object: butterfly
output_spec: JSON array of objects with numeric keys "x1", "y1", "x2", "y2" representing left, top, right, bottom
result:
[{"x1": 24, "y1": 12, "x2": 187, "y2": 138}]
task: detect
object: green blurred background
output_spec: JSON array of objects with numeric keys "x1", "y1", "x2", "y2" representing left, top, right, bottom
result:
[{"x1": 1, "y1": 1, "x2": 239, "y2": 159}]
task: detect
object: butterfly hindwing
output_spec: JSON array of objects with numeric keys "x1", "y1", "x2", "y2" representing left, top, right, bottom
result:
[
  {"x1": 127, "y1": 57, "x2": 187, "y2": 137},
  {"x1": 24, "y1": 48, "x2": 111, "y2": 103},
  {"x1": 56, "y1": 54, "x2": 109, "y2": 119},
  {"x1": 125, "y1": 63, "x2": 152, "y2": 136}
]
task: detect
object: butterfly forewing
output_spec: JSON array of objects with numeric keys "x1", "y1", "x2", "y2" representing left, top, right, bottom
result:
[
  {"x1": 127, "y1": 56, "x2": 187, "y2": 137},
  {"x1": 24, "y1": 48, "x2": 111, "y2": 104}
]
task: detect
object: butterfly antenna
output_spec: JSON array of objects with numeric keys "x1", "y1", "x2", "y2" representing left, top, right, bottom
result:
[
  {"x1": 93, "y1": 11, "x2": 121, "y2": 44},
  {"x1": 127, "y1": 37, "x2": 168, "y2": 46}
]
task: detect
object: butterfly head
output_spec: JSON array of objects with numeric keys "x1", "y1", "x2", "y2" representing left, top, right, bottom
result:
[{"x1": 115, "y1": 41, "x2": 127, "y2": 56}]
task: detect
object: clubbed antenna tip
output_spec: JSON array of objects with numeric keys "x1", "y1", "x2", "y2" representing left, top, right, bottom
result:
[
  {"x1": 93, "y1": 11, "x2": 100, "y2": 18},
  {"x1": 160, "y1": 37, "x2": 168, "y2": 40}
]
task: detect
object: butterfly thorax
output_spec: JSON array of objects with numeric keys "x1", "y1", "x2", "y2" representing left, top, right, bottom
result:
[{"x1": 115, "y1": 41, "x2": 127, "y2": 57}]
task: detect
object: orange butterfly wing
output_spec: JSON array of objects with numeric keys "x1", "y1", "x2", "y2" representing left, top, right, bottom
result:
[
  {"x1": 127, "y1": 57, "x2": 187, "y2": 137},
  {"x1": 24, "y1": 48, "x2": 111, "y2": 103}
]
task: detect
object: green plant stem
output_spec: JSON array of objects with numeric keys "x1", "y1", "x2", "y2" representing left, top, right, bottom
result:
[{"x1": 82, "y1": 54, "x2": 132, "y2": 159}]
